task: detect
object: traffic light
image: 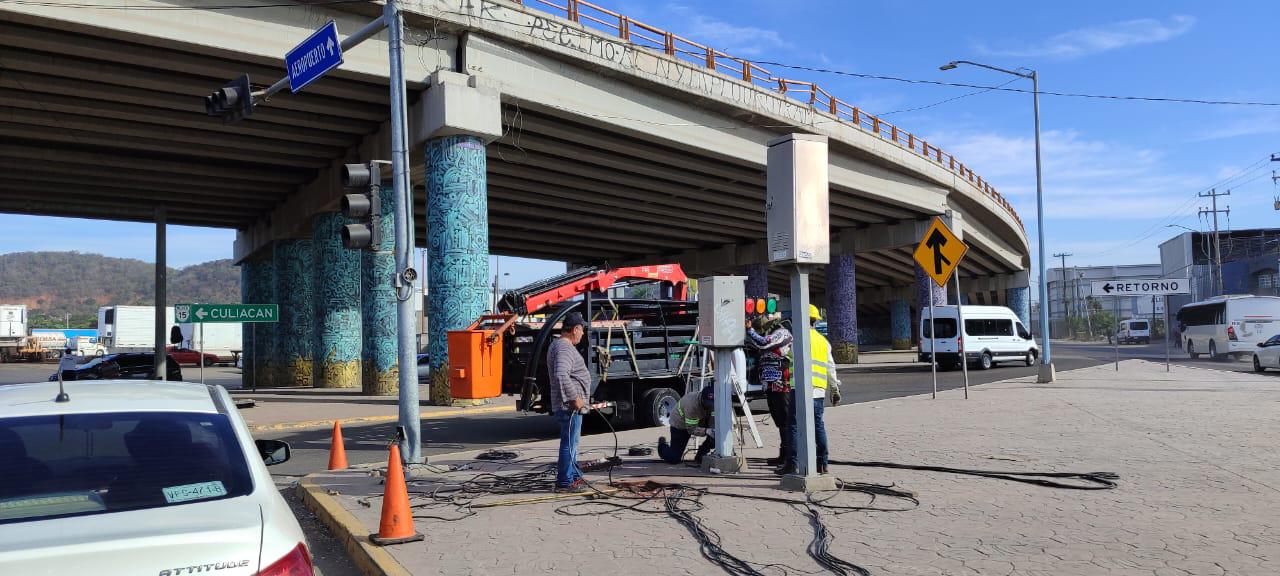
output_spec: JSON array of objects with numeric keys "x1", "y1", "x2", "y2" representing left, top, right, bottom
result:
[
  {"x1": 203, "y1": 74, "x2": 253, "y2": 124},
  {"x1": 744, "y1": 297, "x2": 779, "y2": 317},
  {"x1": 339, "y1": 162, "x2": 382, "y2": 250}
]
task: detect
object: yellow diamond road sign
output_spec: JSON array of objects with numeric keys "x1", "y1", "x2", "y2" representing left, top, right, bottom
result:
[{"x1": 912, "y1": 217, "x2": 968, "y2": 287}]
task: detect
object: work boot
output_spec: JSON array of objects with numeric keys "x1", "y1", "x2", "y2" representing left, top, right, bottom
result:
[
  {"x1": 773, "y1": 462, "x2": 797, "y2": 476},
  {"x1": 818, "y1": 463, "x2": 829, "y2": 475},
  {"x1": 766, "y1": 451, "x2": 784, "y2": 467}
]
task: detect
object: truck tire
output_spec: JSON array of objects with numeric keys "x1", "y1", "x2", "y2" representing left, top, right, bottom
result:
[
  {"x1": 1187, "y1": 341, "x2": 1199, "y2": 359},
  {"x1": 977, "y1": 351, "x2": 993, "y2": 370},
  {"x1": 1209, "y1": 341, "x2": 1222, "y2": 361},
  {"x1": 639, "y1": 387, "x2": 680, "y2": 428}
]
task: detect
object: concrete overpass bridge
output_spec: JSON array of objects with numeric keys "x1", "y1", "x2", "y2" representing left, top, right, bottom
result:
[{"x1": 0, "y1": 0, "x2": 1030, "y2": 398}]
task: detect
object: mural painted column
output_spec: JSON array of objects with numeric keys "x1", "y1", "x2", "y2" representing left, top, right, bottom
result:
[
  {"x1": 311, "y1": 212, "x2": 361, "y2": 388},
  {"x1": 743, "y1": 262, "x2": 769, "y2": 301},
  {"x1": 362, "y1": 188, "x2": 399, "y2": 396},
  {"x1": 890, "y1": 298, "x2": 911, "y2": 350},
  {"x1": 826, "y1": 252, "x2": 858, "y2": 364},
  {"x1": 915, "y1": 263, "x2": 948, "y2": 313},
  {"x1": 1006, "y1": 286, "x2": 1031, "y2": 327},
  {"x1": 274, "y1": 239, "x2": 314, "y2": 387},
  {"x1": 240, "y1": 253, "x2": 274, "y2": 389},
  {"x1": 426, "y1": 135, "x2": 489, "y2": 406}
]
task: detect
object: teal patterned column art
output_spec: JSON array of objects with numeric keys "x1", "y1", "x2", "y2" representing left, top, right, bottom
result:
[
  {"x1": 426, "y1": 135, "x2": 489, "y2": 405},
  {"x1": 1007, "y1": 286, "x2": 1031, "y2": 327},
  {"x1": 362, "y1": 187, "x2": 399, "y2": 396},
  {"x1": 240, "y1": 253, "x2": 275, "y2": 388},
  {"x1": 890, "y1": 298, "x2": 911, "y2": 350},
  {"x1": 312, "y1": 212, "x2": 361, "y2": 389},
  {"x1": 274, "y1": 239, "x2": 315, "y2": 387}
]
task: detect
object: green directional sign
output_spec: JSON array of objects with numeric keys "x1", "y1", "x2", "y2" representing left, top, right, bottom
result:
[{"x1": 176, "y1": 303, "x2": 278, "y2": 324}]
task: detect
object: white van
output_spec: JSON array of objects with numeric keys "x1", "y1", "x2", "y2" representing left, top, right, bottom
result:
[
  {"x1": 1117, "y1": 319, "x2": 1151, "y2": 344},
  {"x1": 1177, "y1": 295, "x2": 1280, "y2": 360},
  {"x1": 920, "y1": 305, "x2": 1038, "y2": 370}
]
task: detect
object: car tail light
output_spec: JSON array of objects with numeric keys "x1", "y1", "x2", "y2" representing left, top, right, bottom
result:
[
  {"x1": 956, "y1": 336, "x2": 963, "y2": 349},
  {"x1": 1228, "y1": 326, "x2": 1238, "y2": 341},
  {"x1": 258, "y1": 543, "x2": 314, "y2": 576}
]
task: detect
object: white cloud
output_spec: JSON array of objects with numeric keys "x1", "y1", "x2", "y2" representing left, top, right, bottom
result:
[
  {"x1": 977, "y1": 15, "x2": 1194, "y2": 59},
  {"x1": 929, "y1": 129, "x2": 1204, "y2": 223},
  {"x1": 663, "y1": 4, "x2": 791, "y2": 57}
]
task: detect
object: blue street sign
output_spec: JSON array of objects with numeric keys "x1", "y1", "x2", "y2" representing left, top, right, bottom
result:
[{"x1": 285, "y1": 20, "x2": 344, "y2": 93}]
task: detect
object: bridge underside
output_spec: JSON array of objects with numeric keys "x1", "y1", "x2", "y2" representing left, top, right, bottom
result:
[{"x1": 0, "y1": 11, "x2": 1024, "y2": 286}]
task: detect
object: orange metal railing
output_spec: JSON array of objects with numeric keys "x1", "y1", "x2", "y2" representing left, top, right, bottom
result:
[{"x1": 510, "y1": 0, "x2": 1023, "y2": 231}]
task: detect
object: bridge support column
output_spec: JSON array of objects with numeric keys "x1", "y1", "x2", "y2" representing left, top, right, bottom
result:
[
  {"x1": 827, "y1": 253, "x2": 858, "y2": 363},
  {"x1": 743, "y1": 262, "x2": 769, "y2": 300},
  {"x1": 311, "y1": 212, "x2": 361, "y2": 389},
  {"x1": 1006, "y1": 270, "x2": 1031, "y2": 327},
  {"x1": 274, "y1": 239, "x2": 314, "y2": 387},
  {"x1": 416, "y1": 71, "x2": 503, "y2": 406},
  {"x1": 241, "y1": 253, "x2": 274, "y2": 388},
  {"x1": 915, "y1": 263, "x2": 948, "y2": 321},
  {"x1": 426, "y1": 134, "x2": 490, "y2": 405},
  {"x1": 890, "y1": 298, "x2": 911, "y2": 350},
  {"x1": 363, "y1": 187, "x2": 399, "y2": 396}
]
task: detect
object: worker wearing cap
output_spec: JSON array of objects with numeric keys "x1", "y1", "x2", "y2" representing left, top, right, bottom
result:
[
  {"x1": 547, "y1": 312, "x2": 591, "y2": 493},
  {"x1": 657, "y1": 386, "x2": 715, "y2": 465},
  {"x1": 781, "y1": 305, "x2": 842, "y2": 475}
]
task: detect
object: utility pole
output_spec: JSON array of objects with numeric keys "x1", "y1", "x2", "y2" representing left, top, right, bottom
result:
[
  {"x1": 1271, "y1": 154, "x2": 1279, "y2": 211},
  {"x1": 1053, "y1": 252, "x2": 1072, "y2": 338},
  {"x1": 1199, "y1": 189, "x2": 1230, "y2": 296}
]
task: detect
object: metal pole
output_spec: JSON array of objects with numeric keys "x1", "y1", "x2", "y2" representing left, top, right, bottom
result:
[
  {"x1": 154, "y1": 207, "x2": 167, "y2": 381},
  {"x1": 790, "y1": 265, "x2": 816, "y2": 477},
  {"x1": 258, "y1": 15, "x2": 387, "y2": 103},
  {"x1": 386, "y1": 0, "x2": 421, "y2": 464},
  {"x1": 713, "y1": 348, "x2": 733, "y2": 458},
  {"x1": 199, "y1": 322, "x2": 204, "y2": 385},
  {"x1": 954, "y1": 274, "x2": 968, "y2": 399},
  {"x1": 251, "y1": 323, "x2": 257, "y2": 392},
  {"x1": 1114, "y1": 297, "x2": 1120, "y2": 371},
  {"x1": 1164, "y1": 295, "x2": 1171, "y2": 372},
  {"x1": 928, "y1": 284, "x2": 937, "y2": 399},
  {"x1": 1032, "y1": 71, "x2": 1054, "y2": 381}
]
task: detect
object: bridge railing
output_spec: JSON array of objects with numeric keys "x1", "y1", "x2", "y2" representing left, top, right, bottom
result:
[{"x1": 513, "y1": 0, "x2": 1023, "y2": 231}]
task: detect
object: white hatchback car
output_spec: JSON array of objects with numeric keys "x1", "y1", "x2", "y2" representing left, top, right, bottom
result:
[{"x1": 0, "y1": 380, "x2": 312, "y2": 576}]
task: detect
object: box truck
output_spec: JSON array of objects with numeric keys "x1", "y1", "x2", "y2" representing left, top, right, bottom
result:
[
  {"x1": 179, "y1": 321, "x2": 242, "y2": 364},
  {"x1": 97, "y1": 305, "x2": 177, "y2": 353},
  {"x1": 0, "y1": 304, "x2": 27, "y2": 362}
]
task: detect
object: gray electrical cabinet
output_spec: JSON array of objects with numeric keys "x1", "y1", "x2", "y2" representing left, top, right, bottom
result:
[
  {"x1": 766, "y1": 133, "x2": 830, "y2": 265},
  {"x1": 697, "y1": 276, "x2": 746, "y2": 347}
]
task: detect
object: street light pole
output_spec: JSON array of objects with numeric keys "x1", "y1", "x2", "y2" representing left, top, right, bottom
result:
[{"x1": 941, "y1": 60, "x2": 1054, "y2": 382}]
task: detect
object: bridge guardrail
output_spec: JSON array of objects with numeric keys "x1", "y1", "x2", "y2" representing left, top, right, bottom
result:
[{"x1": 516, "y1": 0, "x2": 1024, "y2": 232}]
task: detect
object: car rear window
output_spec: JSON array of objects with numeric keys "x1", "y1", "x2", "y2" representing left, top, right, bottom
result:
[
  {"x1": 0, "y1": 412, "x2": 252, "y2": 524},
  {"x1": 1129, "y1": 322, "x2": 1149, "y2": 331},
  {"x1": 922, "y1": 318, "x2": 958, "y2": 338}
]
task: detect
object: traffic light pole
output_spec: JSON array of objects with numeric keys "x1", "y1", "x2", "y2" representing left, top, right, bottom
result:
[{"x1": 385, "y1": 0, "x2": 422, "y2": 464}]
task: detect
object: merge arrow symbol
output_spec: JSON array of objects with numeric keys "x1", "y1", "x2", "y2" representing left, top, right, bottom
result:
[{"x1": 924, "y1": 228, "x2": 951, "y2": 275}]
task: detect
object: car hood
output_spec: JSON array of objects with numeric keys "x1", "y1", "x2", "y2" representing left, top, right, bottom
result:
[{"x1": 0, "y1": 496, "x2": 262, "y2": 576}]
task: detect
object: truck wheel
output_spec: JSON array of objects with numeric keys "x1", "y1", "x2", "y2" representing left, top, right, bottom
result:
[
  {"x1": 1187, "y1": 341, "x2": 1199, "y2": 359},
  {"x1": 1209, "y1": 341, "x2": 1221, "y2": 361},
  {"x1": 1025, "y1": 349, "x2": 1037, "y2": 367},
  {"x1": 639, "y1": 387, "x2": 680, "y2": 428},
  {"x1": 978, "y1": 352, "x2": 993, "y2": 370}
]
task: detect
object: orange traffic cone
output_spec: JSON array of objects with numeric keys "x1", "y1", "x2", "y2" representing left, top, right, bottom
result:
[
  {"x1": 327, "y1": 421, "x2": 348, "y2": 471},
  {"x1": 369, "y1": 443, "x2": 423, "y2": 546}
]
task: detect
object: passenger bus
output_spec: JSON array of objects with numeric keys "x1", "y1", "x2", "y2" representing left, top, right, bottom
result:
[{"x1": 1176, "y1": 295, "x2": 1280, "y2": 360}]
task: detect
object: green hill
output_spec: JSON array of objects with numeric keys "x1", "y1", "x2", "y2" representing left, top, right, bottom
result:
[{"x1": 0, "y1": 252, "x2": 240, "y2": 328}]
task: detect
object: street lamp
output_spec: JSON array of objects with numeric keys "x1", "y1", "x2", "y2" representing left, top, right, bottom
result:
[{"x1": 940, "y1": 60, "x2": 1054, "y2": 382}]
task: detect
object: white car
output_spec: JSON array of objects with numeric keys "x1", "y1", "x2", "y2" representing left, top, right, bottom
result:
[
  {"x1": 1252, "y1": 334, "x2": 1280, "y2": 372},
  {"x1": 0, "y1": 380, "x2": 313, "y2": 576}
]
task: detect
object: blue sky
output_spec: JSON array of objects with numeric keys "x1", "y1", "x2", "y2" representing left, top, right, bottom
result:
[{"x1": 2, "y1": 0, "x2": 1277, "y2": 290}]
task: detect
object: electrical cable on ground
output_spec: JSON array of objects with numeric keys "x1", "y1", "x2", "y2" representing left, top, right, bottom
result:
[{"x1": 824, "y1": 459, "x2": 1119, "y2": 490}]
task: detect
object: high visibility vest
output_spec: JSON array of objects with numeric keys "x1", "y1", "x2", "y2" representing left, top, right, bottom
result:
[{"x1": 810, "y1": 328, "x2": 830, "y2": 390}]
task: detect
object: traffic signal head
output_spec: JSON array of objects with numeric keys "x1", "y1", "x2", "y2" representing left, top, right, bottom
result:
[
  {"x1": 203, "y1": 74, "x2": 253, "y2": 124},
  {"x1": 339, "y1": 162, "x2": 383, "y2": 250}
]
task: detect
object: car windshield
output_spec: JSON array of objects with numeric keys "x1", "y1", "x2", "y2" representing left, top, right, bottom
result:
[{"x1": 0, "y1": 412, "x2": 253, "y2": 524}]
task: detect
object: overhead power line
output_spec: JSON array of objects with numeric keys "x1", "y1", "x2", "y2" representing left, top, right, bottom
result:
[{"x1": 752, "y1": 61, "x2": 1280, "y2": 107}]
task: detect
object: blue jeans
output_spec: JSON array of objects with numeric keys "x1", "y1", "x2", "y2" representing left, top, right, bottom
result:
[
  {"x1": 658, "y1": 426, "x2": 714, "y2": 464},
  {"x1": 554, "y1": 409, "x2": 583, "y2": 487},
  {"x1": 790, "y1": 392, "x2": 829, "y2": 468}
]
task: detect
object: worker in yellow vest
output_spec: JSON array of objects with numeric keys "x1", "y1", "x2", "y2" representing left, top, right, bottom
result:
[{"x1": 781, "y1": 304, "x2": 842, "y2": 475}]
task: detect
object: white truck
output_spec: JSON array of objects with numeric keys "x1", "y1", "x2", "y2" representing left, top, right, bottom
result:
[
  {"x1": 97, "y1": 305, "x2": 178, "y2": 353},
  {"x1": 0, "y1": 304, "x2": 27, "y2": 362},
  {"x1": 178, "y1": 321, "x2": 242, "y2": 364}
]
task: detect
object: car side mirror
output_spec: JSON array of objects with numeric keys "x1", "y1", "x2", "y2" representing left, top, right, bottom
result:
[
  {"x1": 1258, "y1": 342, "x2": 1267, "y2": 348},
  {"x1": 256, "y1": 439, "x2": 291, "y2": 466}
]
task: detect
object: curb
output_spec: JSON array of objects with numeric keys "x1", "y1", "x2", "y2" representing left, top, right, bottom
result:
[
  {"x1": 297, "y1": 475, "x2": 412, "y2": 576},
  {"x1": 250, "y1": 404, "x2": 514, "y2": 433}
]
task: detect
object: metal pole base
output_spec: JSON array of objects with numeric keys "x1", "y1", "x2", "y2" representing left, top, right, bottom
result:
[
  {"x1": 702, "y1": 454, "x2": 747, "y2": 474},
  {"x1": 1037, "y1": 362, "x2": 1057, "y2": 383},
  {"x1": 780, "y1": 473, "x2": 838, "y2": 493}
]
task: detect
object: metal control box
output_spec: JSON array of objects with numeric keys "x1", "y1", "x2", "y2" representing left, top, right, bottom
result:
[
  {"x1": 766, "y1": 133, "x2": 830, "y2": 264},
  {"x1": 697, "y1": 276, "x2": 746, "y2": 347}
]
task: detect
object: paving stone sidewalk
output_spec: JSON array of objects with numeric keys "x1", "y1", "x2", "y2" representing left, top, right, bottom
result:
[{"x1": 301, "y1": 360, "x2": 1280, "y2": 576}]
